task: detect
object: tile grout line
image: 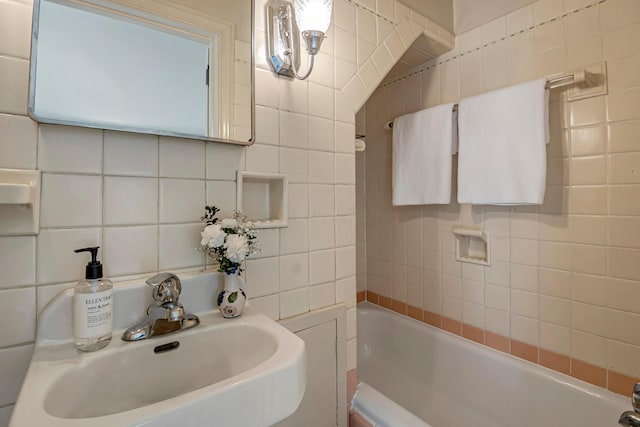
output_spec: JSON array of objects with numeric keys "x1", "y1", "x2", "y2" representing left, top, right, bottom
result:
[
  {"x1": 377, "y1": 0, "x2": 609, "y2": 89},
  {"x1": 344, "y1": 0, "x2": 395, "y2": 26}
]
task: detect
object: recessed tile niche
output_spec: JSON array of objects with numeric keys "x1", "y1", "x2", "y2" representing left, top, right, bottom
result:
[{"x1": 236, "y1": 171, "x2": 288, "y2": 229}]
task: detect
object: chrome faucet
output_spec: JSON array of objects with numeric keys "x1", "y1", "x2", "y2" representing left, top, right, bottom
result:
[
  {"x1": 619, "y1": 383, "x2": 640, "y2": 427},
  {"x1": 122, "y1": 272, "x2": 199, "y2": 341}
]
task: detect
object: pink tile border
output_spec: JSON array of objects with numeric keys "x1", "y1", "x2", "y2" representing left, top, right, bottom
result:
[
  {"x1": 485, "y1": 331, "x2": 510, "y2": 353},
  {"x1": 609, "y1": 370, "x2": 640, "y2": 396},
  {"x1": 442, "y1": 317, "x2": 462, "y2": 335},
  {"x1": 540, "y1": 349, "x2": 570, "y2": 375},
  {"x1": 462, "y1": 324, "x2": 485, "y2": 344},
  {"x1": 571, "y1": 359, "x2": 607, "y2": 388},
  {"x1": 350, "y1": 411, "x2": 374, "y2": 427}
]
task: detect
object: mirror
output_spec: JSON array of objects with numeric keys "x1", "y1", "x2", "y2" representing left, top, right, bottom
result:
[{"x1": 29, "y1": 0, "x2": 254, "y2": 145}]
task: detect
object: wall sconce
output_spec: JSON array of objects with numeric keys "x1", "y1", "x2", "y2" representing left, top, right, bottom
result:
[{"x1": 266, "y1": 0, "x2": 333, "y2": 80}]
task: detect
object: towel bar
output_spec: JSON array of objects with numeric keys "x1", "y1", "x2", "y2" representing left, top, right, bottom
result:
[{"x1": 384, "y1": 70, "x2": 600, "y2": 130}]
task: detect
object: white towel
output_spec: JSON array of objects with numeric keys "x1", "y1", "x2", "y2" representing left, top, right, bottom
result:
[
  {"x1": 457, "y1": 79, "x2": 549, "y2": 205},
  {"x1": 392, "y1": 103, "x2": 456, "y2": 206}
]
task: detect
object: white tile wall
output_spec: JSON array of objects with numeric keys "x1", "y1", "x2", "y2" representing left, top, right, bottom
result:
[
  {"x1": 280, "y1": 218, "x2": 309, "y2": 254},
  {"x1": 250, "y1": 294, "x2": 280, "y2": 320},
  {"x1": 104, "y1": 131, "x2": 158, "y2": 177},
  {"x1": 159, "y1": 138, "x2": 205, "y2": 179},
  {"x1": 0, "y1": 0, "x2": 439, "y2": 415},
  {"x1": 103, "y1": 226, "x2": 158, "y2": 277},
  {"x1": 205, "y1": 180, "x2": 236, "y2": 218},
  {"x1": 38, "y1": 125, "x2": 103, "y2": 174},
  {"x1": 309, "y1": 184, "x2": 335, "y2": 217},
  {"x1": 309, "y1": 249, "x2": 336, "y2": 285},
  {"x1": 288, "y1": 183, "x2": 310, "y2": 218},
  {"x1": 309, "y1": 151, "x2": 335, "y2": 184},
  {"x1": 310, "y1": 281, "x2": 337, "y2": 310},
  {"x1": 36, "y1": 228, "x2": 102, "y2": 285},
  {"x1": 309, "y1": 217, "x2": 336, "y2": 251},
  {"x1": 245, "y1": 257, "x2": 280, "y2": 297},
  {"x1": 309, "y1": 117, "x2": 335, "y2": 152},
  {"x1": 0, "y1": 287, "x2": 35, "y2": 347},
  {"x1": 159, "y1": 179, "x2": 205, "y2": 223},
  {"x1": 0, "y1": 0, "x2": 31, "y2": 59},
  {"x1": 0, "y1": 114, "x2": 37, "y2": 169},
  {"x1": 279, "y1": 111, "x2": 309, "y2": 149},
  {"x1": 205, "y1": 142, "x2": 245, "y2": 181},
  {"x1": 245, "y1": 143, "x2": 280, "y2": 172},
  {"x1": 0, "y1": 236, "x2": 35, "y2": 289},
  {"x1": 280, "y1": 253, "x2": 309, "y2": 291},
  {"x1": 0, "y1": 56, "x2": 29, "y2": 115},
  {"x1": 280, "y1": 147, "x2": 309, "y2": 183},
  {"x1": 280, "y1": 287, "x2": 310, "y2": 318},
  {"x1": 103, "y1": 177, "x2": 158, "y2": 225},
  {"x1": 279, "y1": 77, "x2": 308, "y2": 114},
  {"x1": 158, "y1": 223, "x2": 205, "y2": 269},
  {"x1": 309, "y1": 83, "x2": 335, "y2": 119},
  {"x1": 254, "y1": 106, "x2": 280, "y2": 145},
  {"x1": 310, "y1": 52, "x2": 335, "y2": 88},
  {"x1": 40, "y1": 174, "x2": 102, "y2": 227}
]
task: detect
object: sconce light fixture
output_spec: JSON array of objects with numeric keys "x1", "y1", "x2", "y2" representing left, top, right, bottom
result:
[{"x1": 266, "y1": 0, "x2": 333, "y2": 80}]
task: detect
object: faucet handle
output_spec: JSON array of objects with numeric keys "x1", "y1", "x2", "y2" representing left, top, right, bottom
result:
[
  {"x1": 632, "y1": 383, "x2": 640, "y2": 412},
  {"x1": 146, "y1": 272, "x2": 182, "y2": 303}
]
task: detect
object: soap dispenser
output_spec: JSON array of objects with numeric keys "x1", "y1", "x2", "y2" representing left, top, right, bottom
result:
[{"x1": 73, "y1": 246, "x2": 113, "y2": 352}]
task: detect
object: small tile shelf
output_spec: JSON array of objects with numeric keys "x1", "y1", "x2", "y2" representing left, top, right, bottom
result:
[
  {"x1": 236, "y1": 171, "x2": 287, "y2": 229},
  {"x1": 0, "y1": 169, "x2": 41, "y2": 236},
  {"x1": 452, "y1": 226, "x2": 490, "y2": 266}
]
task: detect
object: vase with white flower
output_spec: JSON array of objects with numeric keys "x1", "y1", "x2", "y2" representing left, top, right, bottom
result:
[{"x1": 200, "y1": 206, "x2": 258, "y2": 318}]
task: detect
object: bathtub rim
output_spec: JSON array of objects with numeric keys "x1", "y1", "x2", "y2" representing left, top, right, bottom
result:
[{"x1": 356, "y1": 301, "x2": 629, "y2": 406}]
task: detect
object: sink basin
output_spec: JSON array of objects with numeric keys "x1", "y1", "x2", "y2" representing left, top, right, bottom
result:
[
  {"x1": 44, "y1": 322, "x2": 279, "y2": 419},
  {"x1": 10, "y1": 273, "x2": 306, "y2": 427}
]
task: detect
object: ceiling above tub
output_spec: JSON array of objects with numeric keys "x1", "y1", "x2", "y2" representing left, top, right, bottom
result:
[
  {"x1": 383, "y1": 35, "x2": 442, "y2": 83},
  {"x1": 453, "y1": 0, "x2": 537, "y2": 34},
  {"x1": 397, "y1": 0, "x2": 454, "y2": 33},
  {"x1": 379, "y1": 0, "x2": 540, "y2": 84},
  {"x1": 399, "y1": 0, "x2": 538, "y2": 35}
]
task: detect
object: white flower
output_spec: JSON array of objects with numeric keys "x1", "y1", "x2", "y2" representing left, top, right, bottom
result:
[
  {"x1": 220, "y1": 218, "x2": 238, "y2": 229},
  {"x1": 201, "y1": 224, "x2": 226, "y2": 248},
  {"x1": 224, "y1": 234, "x2": 249, "y2": 262}
]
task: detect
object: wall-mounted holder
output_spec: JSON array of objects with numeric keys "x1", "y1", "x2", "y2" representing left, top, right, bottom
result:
[
  {"x1": 452, "y1": 226, "x2": 490, "y2": 266},
  {"x1": 566, "y1": 62, "x2": 607, "y2": 102},
  {"x1": 0, "y1": 169, "x2": 41, "y2": 236},
  {"x1": 236, "y1": 171, "x2": 288, "y2": 229}
]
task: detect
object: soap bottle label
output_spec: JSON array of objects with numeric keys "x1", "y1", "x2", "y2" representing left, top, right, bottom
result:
[{"x1": 75, "y1": 289, "x2": 113, "y2": 339}]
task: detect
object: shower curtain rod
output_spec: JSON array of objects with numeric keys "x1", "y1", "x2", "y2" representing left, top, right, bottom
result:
[{"x1": 384, "y1": 70, "x2": 600, "y2": 130}]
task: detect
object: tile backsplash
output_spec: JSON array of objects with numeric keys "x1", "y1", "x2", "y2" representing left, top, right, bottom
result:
[
  {"x1": 0, "y1": 0, "x2": 434, "y2": 419},
  {"x1": 358, "y1": 0, "x2": 640, "y2": 394}
]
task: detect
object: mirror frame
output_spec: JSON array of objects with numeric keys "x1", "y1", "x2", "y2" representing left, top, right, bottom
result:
[{"x1": 28, "y1": 0, "x2": 255, "y2": 146}]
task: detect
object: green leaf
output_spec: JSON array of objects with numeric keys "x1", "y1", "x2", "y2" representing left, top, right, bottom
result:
[{"x1": 228, "y1": 292, "x2": 238, "y2": 303}]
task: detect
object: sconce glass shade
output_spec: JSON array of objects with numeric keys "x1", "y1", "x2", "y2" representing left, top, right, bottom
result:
[{"x1": 293, "y1": 0, "x2": 333, "y2": 34}]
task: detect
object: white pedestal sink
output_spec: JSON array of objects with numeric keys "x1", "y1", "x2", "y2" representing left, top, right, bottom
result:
[{"x1": 10, "y1": 272, "x2": 306, "y2": 427}]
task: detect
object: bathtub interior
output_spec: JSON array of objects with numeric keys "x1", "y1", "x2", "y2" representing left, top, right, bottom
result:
[{"x1": 356, "y1": 302, "x2": 629, "y2": 427}]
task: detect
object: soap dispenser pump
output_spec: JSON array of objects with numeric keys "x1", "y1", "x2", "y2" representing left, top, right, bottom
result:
[{"x1": 73, "y1": 246, "x2": 113, "y2": 352}]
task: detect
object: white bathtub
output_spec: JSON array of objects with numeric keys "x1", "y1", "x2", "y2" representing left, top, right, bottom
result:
[{"x1": 356, "y1": 302, "x2": 629, "y2": 427}]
